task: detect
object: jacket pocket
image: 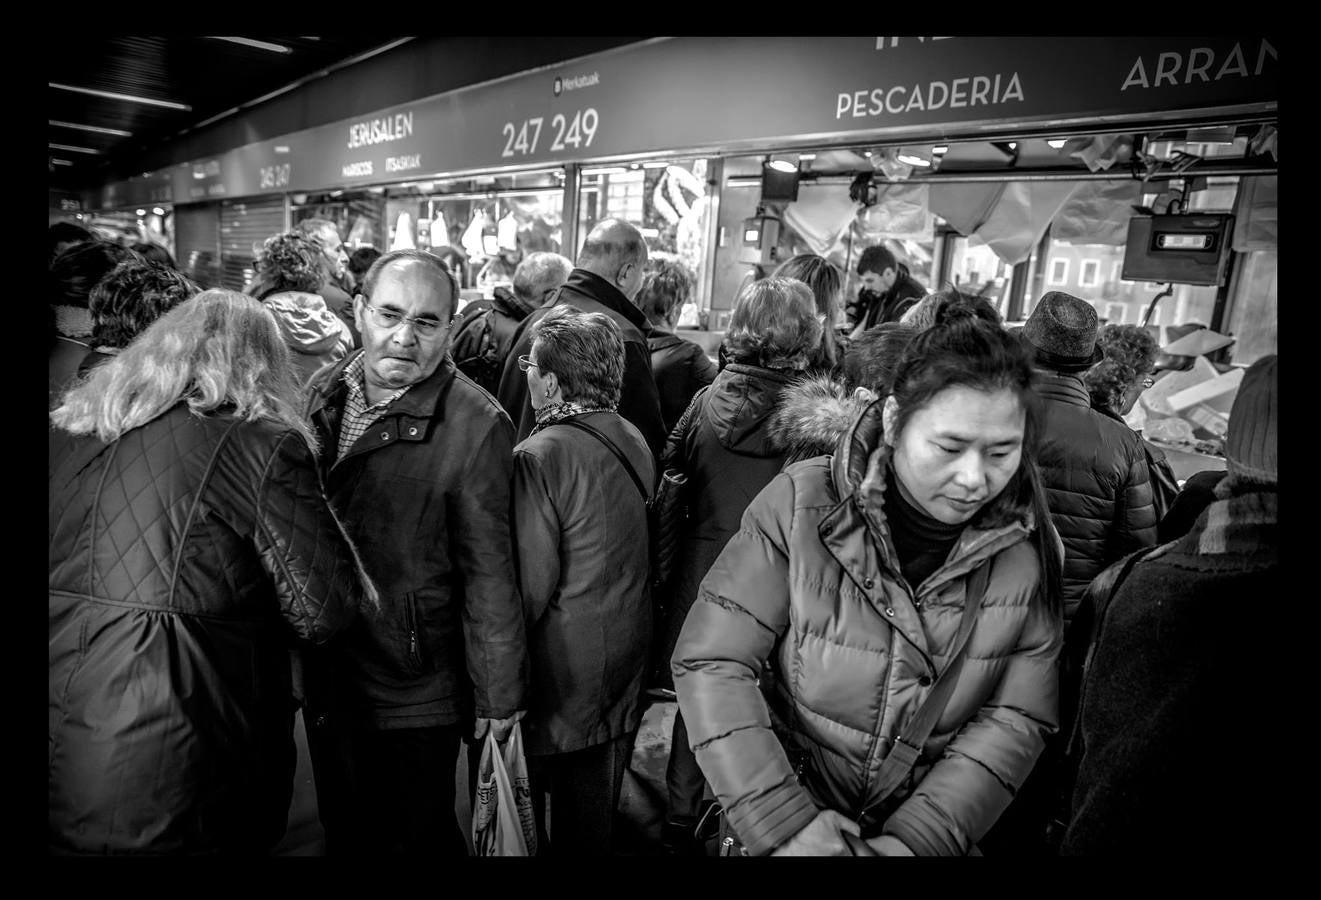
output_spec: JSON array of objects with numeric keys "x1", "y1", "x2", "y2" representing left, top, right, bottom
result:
[{"x1": 402, "y1": 591, "x2": 426, "y2": 675}]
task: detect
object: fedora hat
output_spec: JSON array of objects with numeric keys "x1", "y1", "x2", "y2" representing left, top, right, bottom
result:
[{"x1": 1022, "y1": 291, "x2": 1104, "y2": 372}]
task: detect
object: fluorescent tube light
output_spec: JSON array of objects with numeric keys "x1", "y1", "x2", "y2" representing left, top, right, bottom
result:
[
  {"x1": 207, "y1": 37, "x2": 293, "y2": 54},
  {"x1": 49, "y1": 82, "x2": 191, "y2": 111},
  {"x1": 49, "y1": 120, "x2": 132, "y2": 137}
]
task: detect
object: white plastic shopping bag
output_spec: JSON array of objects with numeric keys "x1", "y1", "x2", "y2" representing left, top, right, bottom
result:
[{"x1": 471, "y1": 722, "x2": 537, "y2": 856}]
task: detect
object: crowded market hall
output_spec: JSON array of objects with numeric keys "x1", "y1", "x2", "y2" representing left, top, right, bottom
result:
[{"x1": 49, "y1": 35, "x2": 1278, "y2": 858}]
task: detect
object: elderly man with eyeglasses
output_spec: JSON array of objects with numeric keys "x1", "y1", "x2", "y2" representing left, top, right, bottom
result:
[{"x1": 299, "y1": 248, "x2": 528, "y2": 857}]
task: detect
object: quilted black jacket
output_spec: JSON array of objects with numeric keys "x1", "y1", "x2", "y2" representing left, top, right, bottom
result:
[
  {"x1": 49, "y1": 404, "x2": 365, "y2": 854},
  {"x1": 1033, "y1": 372, "x2": 1158, "y2": 624},
  {"x1": 303, "y1": 353, "x2": 527, "y2": 729},
  {"x1": 648, "y1": 329, "x2": 717, "y2": 435}
]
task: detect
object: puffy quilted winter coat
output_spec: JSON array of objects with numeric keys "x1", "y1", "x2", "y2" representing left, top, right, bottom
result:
[
  {"x1": 49, "y1": 404, "x2": 366, "y2": 854},
  {"x1": 672, "y1": 400, "x2": 1062, "y2": 856},
  {"x1": 1034, "y1": 372, "x2": 1158, "y2": 623}
]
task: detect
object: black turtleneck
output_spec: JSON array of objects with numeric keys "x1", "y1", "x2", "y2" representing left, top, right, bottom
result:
[{"x1": 885, "y1": 461, "x2": 964, "y2": 592}]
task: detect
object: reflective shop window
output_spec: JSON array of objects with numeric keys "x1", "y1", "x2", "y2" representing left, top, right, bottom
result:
[
  {"x1": 1224, "y1": 249, "x2": 1277, "y2": 365},
  {"x1": 385, "y1": 170, "x2": 564, "y2": 294},
  {"x1": 577, "y1": 158, "x2": 713, "y2": 314},
  {"x1": 84, "y1": 208, "x2": 175, "y2": 258},
  {"x1": 291, "y1": 190, "x2": 386, "y2": 252},
  {"x1": 940, "y1": 233, "x2": 1017, "y2": 320}
]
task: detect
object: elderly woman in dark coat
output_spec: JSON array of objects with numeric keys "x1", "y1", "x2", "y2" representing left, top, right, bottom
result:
[
  {"x1": 657, "y1": 275, "x2": 822, "y2": 853},
  {"x1": 511, "y1": 305, "x2": 656, "y2": 856},
  {"x1": 642, "y1": 255, "x2": 717, "y2": 434}
]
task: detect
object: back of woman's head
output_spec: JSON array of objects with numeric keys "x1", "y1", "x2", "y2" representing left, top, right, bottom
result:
[
  {"x1": 49, "y1": 240, "x2": 140, "y2": 308},
  {"x1": 902, "y1": 287, "x2": 1002, "y2": 332},
  {"x1": 889, "y1": 303, "x2": 1059, "y2": 613},
  {"x1": 637, "y1": 257, "x2": 694, "y2": 326},
  {"x1": 773, "y1": 254, "x2": 843, "y2": 369},
  {"x1": 90, "y1": 260, "x2": 199, "y2": 349},
  {"x1": 723, "y1": 276, "x2": 823, "y2": 371},
  {"x1": 51, "y1": 289, "x2": 314, "y2": 449},
  {"x1": 132, "y1": 242, "x2": 176, "y2": 269},
  {"x1": 843, "y1": 322, "x2": 917, "y2": 395},
  {"x1": 250, "y1": 231, "x2": 324, "y2": 299},
  {"x1": 531, "y1": 305, "x2": 625, "y2": 409},
  {"x1": 1085, "y1": 324, "x2": 1158, "y2": 413}
]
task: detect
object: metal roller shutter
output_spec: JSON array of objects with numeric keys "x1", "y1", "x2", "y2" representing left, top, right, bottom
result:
[
  {"x1": 220, "y1": 196, "x2": 288, "y2": 291},
  {"x1": 174, "y1": 202, "x2": 221, "y2": 289}
]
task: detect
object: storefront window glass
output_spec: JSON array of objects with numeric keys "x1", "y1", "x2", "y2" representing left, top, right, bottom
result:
[
  {"x1": 291, "y1": 190, "x2": 386, "y2": 253},
  {"x1": 577, "y1": 158, "x2": 712, "y2": 310},
  {"x1": 1224, "y1": 249, "x2": 1277, "y2": 365},
  {"x1": 943, "y1": 235, "x2": 1015, "y2": 318},
  {"x1": 85, "y1": 208, "x2": 175, "y2": 257},
  {"x1": 385, "y1": 170, "x2": 565, "y2": 294}
]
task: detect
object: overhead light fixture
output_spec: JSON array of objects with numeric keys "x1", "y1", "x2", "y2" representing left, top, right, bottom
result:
[
  {"x1": 207, "y1": 36, "x2": 293, "y2": 54},
  {"x1": 582, "y1": 166, "x2": 628, "y2": 176},
  {"x1": 641, "y1": 161, "x2": 669, "y2": 169},
  {"x1": 49, "y1": 82, "x2": 192, "y2": 111},
  {"x1": 1008, "y1": 142, "x2": 1018, "y2": 150},
  {"x1": 863, "y1": 150, "x2": 874, "y2": 157},
  {"x1": 767, "y1": 159, "x2": 798, "y2": 173},
  {"x1": 49, "y1": 120, "x2": 132, "y2": 137},
  {"x1": 931, "y1": 145, "x2": 948, "y2": 155},
  {"x1": 49, "y1": 142, "x2": 101, "y2": 154},
  {"x1": 1047, "y1": 139, "x2": 1068, "y2": 149},
  {"x1": 630, "y1": 163, "x2": 641, "y2": 169},
  {"x1": 897, "y1": 153, "x2": 932, "y2": 168},
  {"x1": 49, "y1": 158, "x2": 74, "y2": 166},
  {"x1": 136, "y1": 209, "x2": 147, "y2": 217},
  {"x1": 152, "y1": 207, "x2": 166, "y2": 215},
  {"x1": 797, "y1": 153, "x2": 817, "y2": 161}
]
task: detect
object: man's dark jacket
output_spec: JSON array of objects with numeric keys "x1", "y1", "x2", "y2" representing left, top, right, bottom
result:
[
  {"x1": 319, "y1": 258, "x2": 360, "y2": 349},
  {"x1": 648, "y1": 328, "x2": 718, "y2": 435},
  {"x1": 303, "y1": 352, "x2": 527, "y2": 729},
  {"x1": 451, "y1": 286, "x2": 531, "y2": 396},
  {"x1": 860, "y1": 263, "x2": 925, "y2": 330},
  {"x1": 496, "y1": 268, "x2": 666, "y2": 460},
  {"x1": 1034, "y1": 371, "x2": 1158, "y2": 624},
  {"x1": 49, "y1": 405, "x2": 364, "y2": 853}
]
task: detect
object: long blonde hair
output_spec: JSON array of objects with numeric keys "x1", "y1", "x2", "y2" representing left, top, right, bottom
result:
[{"x1": 51, "y1": 288, "x2": 317, "y2": 450}]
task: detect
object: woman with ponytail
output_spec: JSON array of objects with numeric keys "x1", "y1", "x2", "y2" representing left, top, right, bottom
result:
[{"x1": 672, "y1": 300, "x2": 1063, "y2": 856}]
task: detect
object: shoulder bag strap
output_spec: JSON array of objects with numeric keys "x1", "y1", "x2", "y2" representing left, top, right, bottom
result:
[
  {"x1": 558, "y1": 418, "x2": 648, "y2": 504},
  {"x1": 861, "y1": 559, "x2": 992, "y2": 817}
]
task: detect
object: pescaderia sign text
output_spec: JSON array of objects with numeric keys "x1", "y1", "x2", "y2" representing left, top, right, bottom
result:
[{"x1": 837, "y1": 72, "x2": 1024, "y2": 119}]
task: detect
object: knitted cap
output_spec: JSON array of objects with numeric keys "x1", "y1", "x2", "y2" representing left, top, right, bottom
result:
[{"x1": 1224, "y1": 355, "x2": 1278, "y2": 485}]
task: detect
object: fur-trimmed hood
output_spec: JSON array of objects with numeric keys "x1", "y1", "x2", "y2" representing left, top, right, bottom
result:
[{"x1": 768, "y1": 374, "x2": 872, "y2": 465}]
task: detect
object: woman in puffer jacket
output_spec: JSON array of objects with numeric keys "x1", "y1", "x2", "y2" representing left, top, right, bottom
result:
[
  {"x1": 673, "y1": 303, "x2": 1064, "y2": 856},
  {"x1": 49, "y1": 289, "x2": 373, "y2": 855},
  {"x1": 246, "y1": 231, "x2": 353, "y2": 386},
  {"x1": 657, "y1": 275, "x2": 821, "y2": 854}
]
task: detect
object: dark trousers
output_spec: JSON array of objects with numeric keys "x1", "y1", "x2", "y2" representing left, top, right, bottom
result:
[
  {"x1": 665, "y1": 708, "x2": 707, "y2": 825},
  {"x1": 528, "y1": 731, "x2": 635, "y2": 856},
  {"x1": 305, "y1": 712, "x2": 468, "y2": 857}
]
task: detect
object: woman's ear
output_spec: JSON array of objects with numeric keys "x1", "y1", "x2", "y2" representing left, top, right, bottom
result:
[{"x1": 881, "y1": 395, "x2": 899, "y2": 447}]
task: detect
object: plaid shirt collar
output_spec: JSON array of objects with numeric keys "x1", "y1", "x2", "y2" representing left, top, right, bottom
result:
[{"x1": 342, "y1": 351, "x2": 412, "y2": 411}]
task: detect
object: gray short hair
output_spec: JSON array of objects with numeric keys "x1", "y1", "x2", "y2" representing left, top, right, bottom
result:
[
  {"x1": 294, "y1": 217, "x2": 340, "y2": 249},
  {"x1": 361, "y1": 249, "x2": 459, "y2": 320},
  {"x1": 530, "y1": 306, "x2": 624, "y2": 409},
  {"x1": 512, "y1": 252, "x2": 572, "y2": 308},
  {"x1": 722, "y1": 276, "x2": 823, "y2": 371}
]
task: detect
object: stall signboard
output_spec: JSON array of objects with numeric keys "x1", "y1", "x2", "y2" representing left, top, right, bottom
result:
[{"x1": 86, "y1": 36, "x2": 1277, "y2": 209}]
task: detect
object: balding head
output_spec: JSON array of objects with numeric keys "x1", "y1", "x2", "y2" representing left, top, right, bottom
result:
[
  {"x1": 512, "y1": 251, "x2": 573, "y2": 314},
  {"x1": 577, "y1": 218, "x2": 649, "y2": 302}
]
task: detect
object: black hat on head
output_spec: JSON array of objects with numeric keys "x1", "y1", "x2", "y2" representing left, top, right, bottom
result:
[{"x1": 1022, "y1": 291, "x2": 1104, "y2": 373}]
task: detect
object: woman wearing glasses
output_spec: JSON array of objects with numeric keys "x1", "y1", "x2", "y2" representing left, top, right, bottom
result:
[
  {"x1": 511, "y1": 306, "x2": 655, "y2": 855},
  {"x1": 1083, "y1": 324, "x2": 1179, "y2": 521},
  {"x1": 245, "y1": 231, "x2": 354, "y2": 386}
]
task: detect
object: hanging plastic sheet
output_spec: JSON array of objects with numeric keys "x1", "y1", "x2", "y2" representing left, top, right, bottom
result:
[
  {"x1": 431, "y1": 211, "x2": 449, "y2": 248},
  {"x1": 1051, "y1": 180, "x2": 1144, "y2": 245},
  {"x1": 390, "y1": 211, "x2": 415, "y2": 251},
  {"x1": 461, "y1": 209, "x2": 488, "y2": 258},
  {"x1": 859, "y1": 183, "x2": 932, "y2": 239},
  {"x1": 928, "y1": 182, "x2": 1001, "y2": 237},
  {"x1": 781, "y1": 183, "x2": 859, "y2": 256},
  {"x1": 1231, "y1": 175, "x2": 1277, "y2": 252},
  {"x1": 930, "y1": 181, "x2": 1083, "y2": 265}
]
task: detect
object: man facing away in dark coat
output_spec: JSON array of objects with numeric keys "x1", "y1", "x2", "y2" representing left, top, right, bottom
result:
[
  {"x1": 497, "y1": 218, "x2": 667, "y2": 461},
  {"x1": 299, "y1": 249, "x2": 528, "y2": 857}
]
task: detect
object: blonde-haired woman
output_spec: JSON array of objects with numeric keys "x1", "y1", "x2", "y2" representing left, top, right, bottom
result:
[{"x1": 49, "y1": 289, "x2": 372, "y2": 855}]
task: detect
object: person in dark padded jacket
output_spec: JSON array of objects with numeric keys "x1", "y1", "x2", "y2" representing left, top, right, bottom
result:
[
  {"x1": 497, "y1": 219, "x2": 666, "y2": 461},
  {"x1": 49, "y1": 289, "x2": 371, "y2": 855},
  {"x1": 658, "y1": 276, "x2": 821, "y2": 854},
  {"x1": 640, "y1": 255, "x2": 716, "y2": 434}
]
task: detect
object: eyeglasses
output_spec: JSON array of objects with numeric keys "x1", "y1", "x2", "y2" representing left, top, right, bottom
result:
[
  {"x1": 516, "y1": 354, "x2": 542, "y2": 373},
  {"x1": 364, "y1": 304, "x2": 446, "y2": 338}
]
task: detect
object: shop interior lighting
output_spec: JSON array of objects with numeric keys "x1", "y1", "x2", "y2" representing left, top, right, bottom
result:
[
  {"x1": 206, "y1": 37, "x2": 294, "y2": 54},
  {"x1": 49, "y1": 143, "x2": 101, "y2": 154},
  {"x1": 797, "y1": 153, "x2": 817, "y2": 161},
  {"x1": 1047, "y1": 139, "x2": 1068, "y2": 149},
  {"x1": 50, "y1": 158, "x2": 74, "y2": 166},
  {"x1": 642, "y1": 162, "x2": 669, "y2": 169},
  {"x1": 582, "y1": 166, "x2": 628, "y2": 176},
  {"x1": 767, "y1": 159, "x2": 798, "y2": 173},
  {"x1": 49, "y1": 120, "x2": 132, "y2": 137},
  {"x1": 863, "y1": 150, "x2": 874, "y2": 157},
  {"x1": 136, "y1": 209, "x2": 147, "y2": 217},
  {"x1": 1008, "y1": 142, "x2": 1018, "y2": 150},
  {"x1": 49, "y1": 82, "x2": 192, "y2": 111},
  {"x1": 932, "y1": 145, "x2": 948, "y2": 155},
  {"x1": 897, "y1": 153, "x2": 932, "y2": 168},
  {"x1": 152, "y1": 207, "x2": 166, "y2": 215}
]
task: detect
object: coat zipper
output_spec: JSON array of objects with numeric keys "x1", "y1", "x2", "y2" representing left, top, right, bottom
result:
[{"x1": 403, "y1": 592, "x2": 421, "y2": 667}]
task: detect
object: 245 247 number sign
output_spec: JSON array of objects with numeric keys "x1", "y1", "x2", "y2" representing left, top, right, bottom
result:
[{"x1": 501, "y1": 108, "x2": 599, "y2": 158}]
